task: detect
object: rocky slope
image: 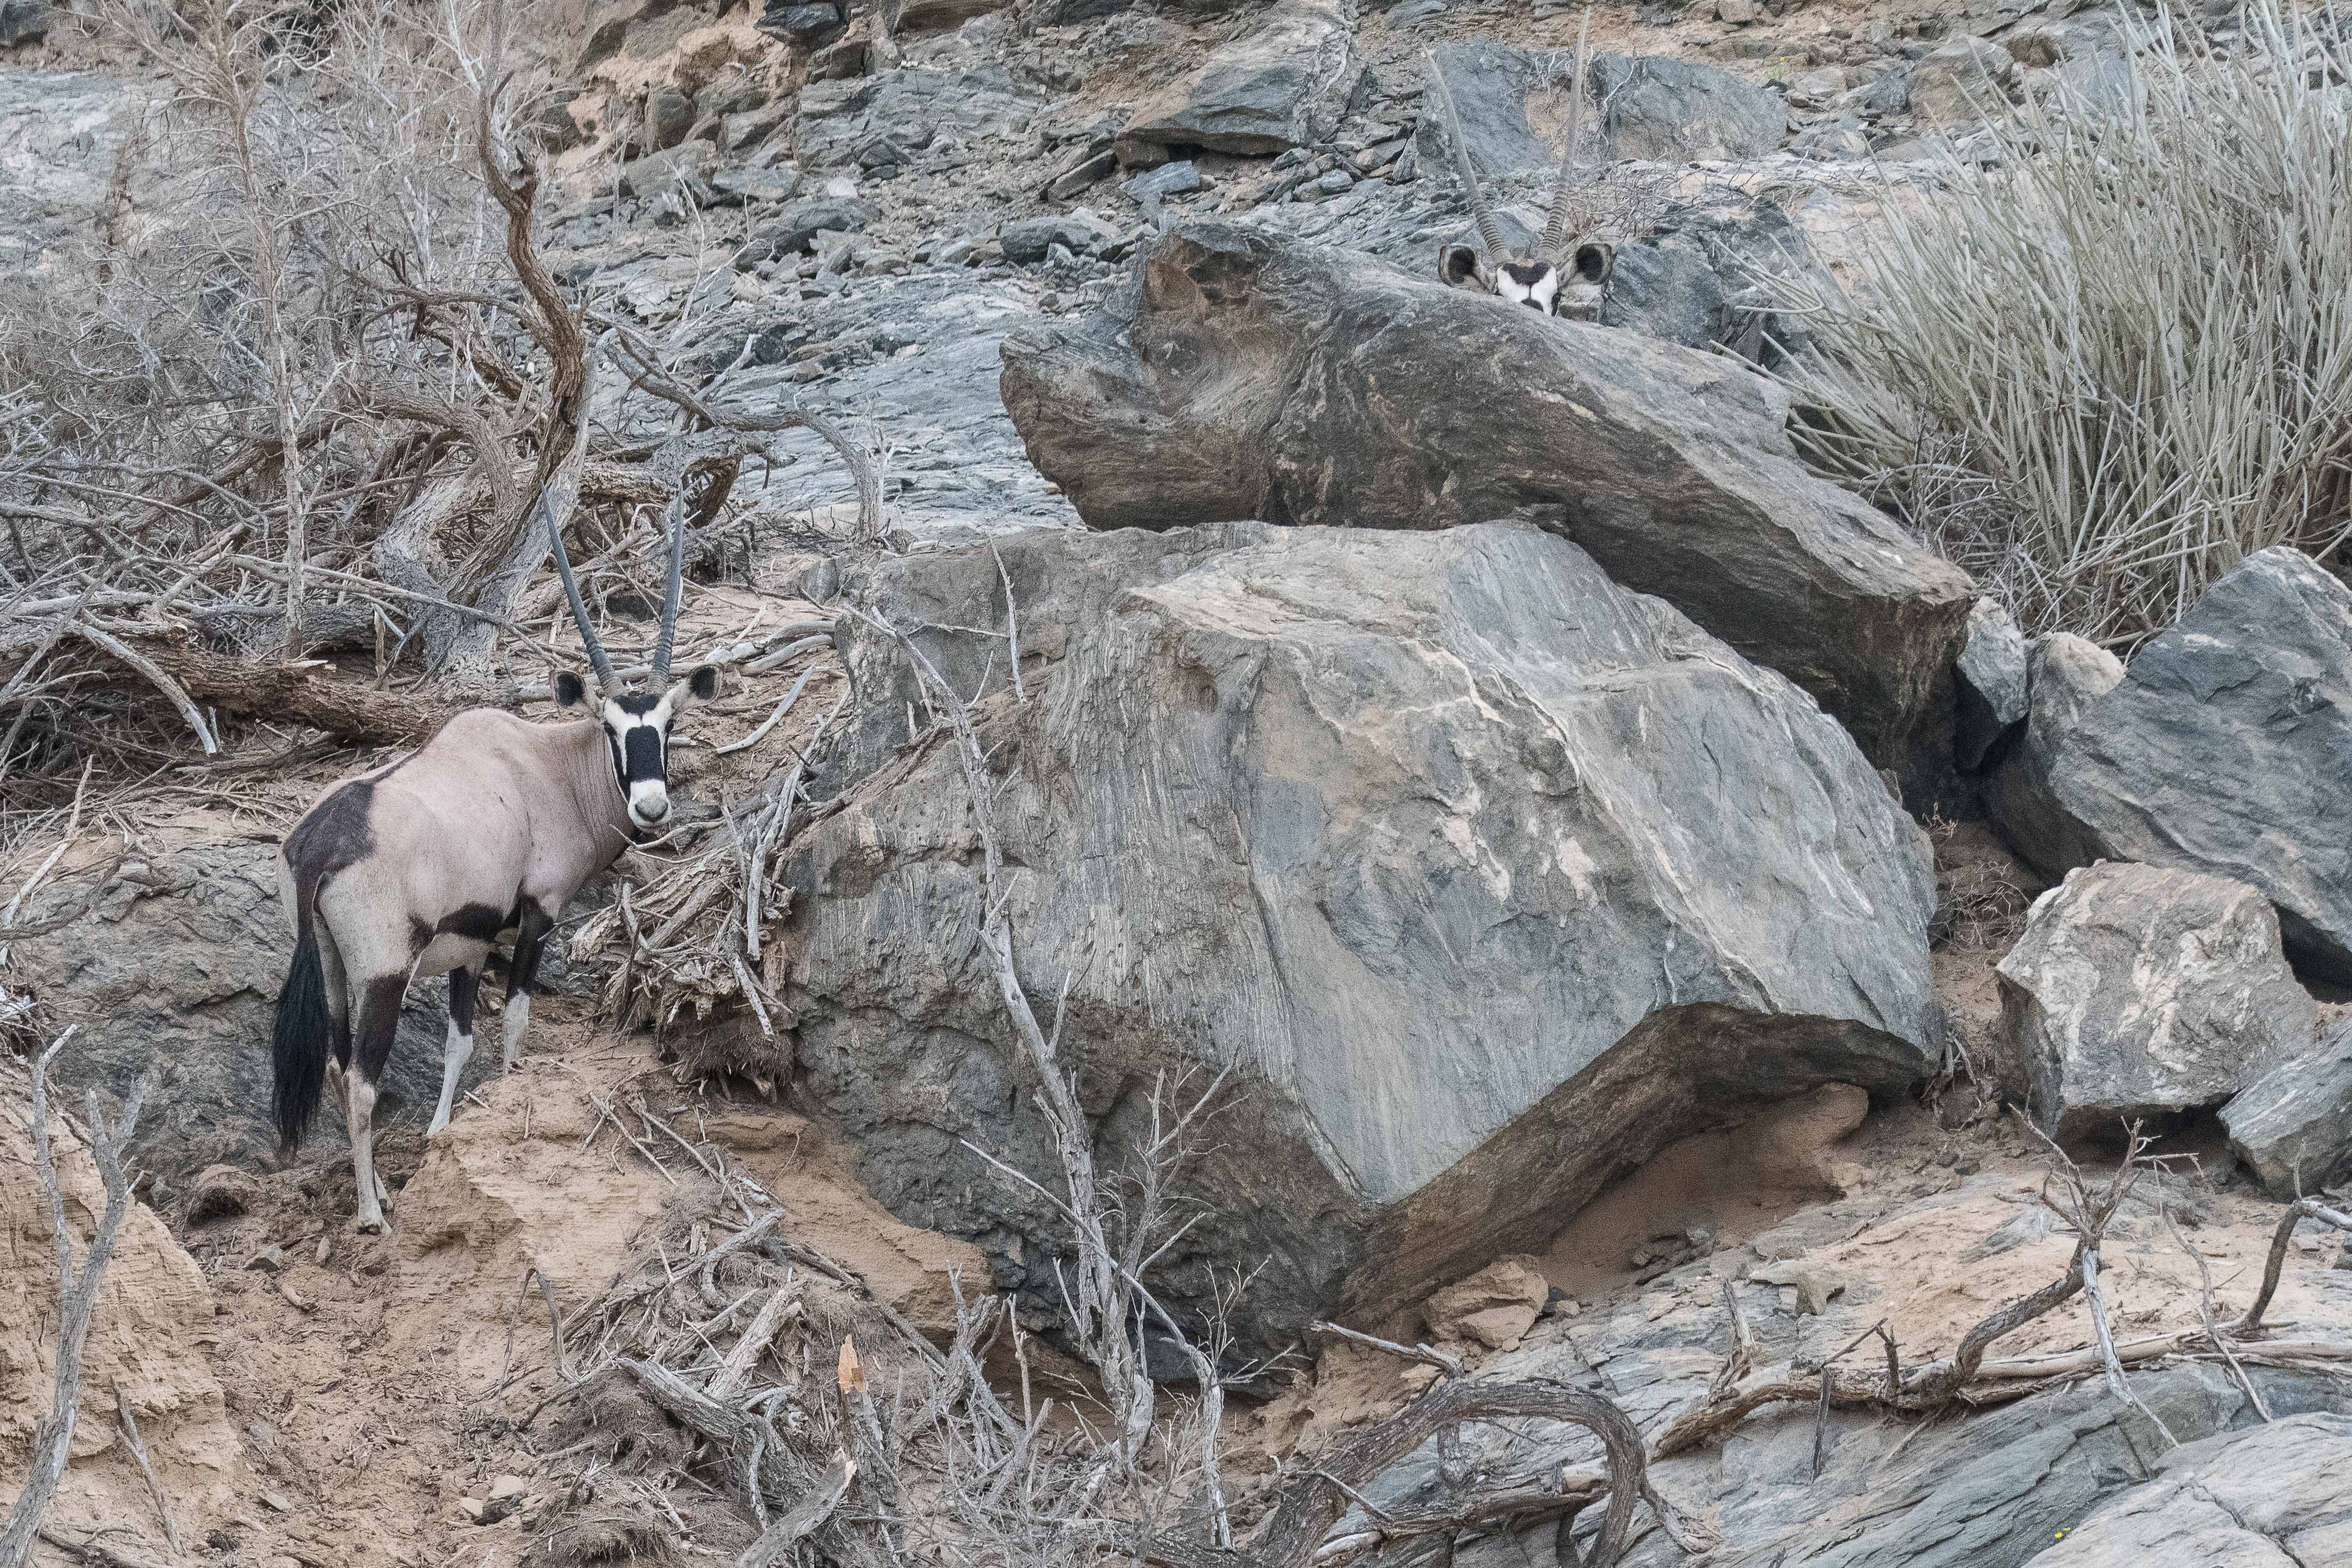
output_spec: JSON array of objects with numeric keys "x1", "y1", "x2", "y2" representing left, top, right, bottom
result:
[{"x1": 12, "y1": 0, "x2": 2352, "y2": 1564}]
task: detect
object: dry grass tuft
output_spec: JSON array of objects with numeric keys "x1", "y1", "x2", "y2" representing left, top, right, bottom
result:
[{"x1": 1769, "y1": 0, "x2": 2352, "y2": 647}]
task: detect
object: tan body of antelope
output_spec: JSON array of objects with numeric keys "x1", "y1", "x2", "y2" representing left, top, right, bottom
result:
[
  {"x1": 1428, "y1": 14, "x2": 1616, "y2": 315},
  {"x1": 273, "y1": 485, "x2": 713, "y2": 1231}
]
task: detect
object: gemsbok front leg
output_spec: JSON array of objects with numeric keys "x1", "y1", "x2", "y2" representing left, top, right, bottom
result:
[
  {"x1": 499, "y1": 898, "x2": 555, "y2": 1071},
  {"x1": 427, "y1": 964, "x2": 482, "y2": 1137}
]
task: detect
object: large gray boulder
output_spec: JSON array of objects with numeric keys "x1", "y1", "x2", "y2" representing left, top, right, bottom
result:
[
  {"x1": 2021, "y1": 1413, "x2": 2352, "y2": 1566},
  {"x1": 4, "y1": 839, "x2": 507, "y2": 1184},
  {"x1": 998, "y1": 222, "x2": 1975, "y2": 782},
  {"x1": 1116, "y1": 0, "x2": 1363, "y2": 161},
  {"x1": 1997, "y1": 862, "x2": 2315, "y2": 1142},
  {"x1": 1986, "y1": 548, "x2": 2352, "y2": 980},
  {"x1": 772, "y1": 519, "x2": 1938, "y2": 1348},
  {"x1": 1412, "y1": 45, "x2": 1783, "y2": 183},
  {"x1": 2222, "y1": 1017, "x2": 2352, "y2": 1198}
]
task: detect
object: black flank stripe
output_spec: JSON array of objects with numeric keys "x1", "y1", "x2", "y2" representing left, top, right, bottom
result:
[{"x1": 436, "y1": 902, "x2": 508, "y2": 943}]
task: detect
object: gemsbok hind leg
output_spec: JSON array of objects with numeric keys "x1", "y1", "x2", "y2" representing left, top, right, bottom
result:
[
  {"x1": 317, "y1": 921, "x2": 354, "y2": 1122},
  {"x1": 427, "y1": 964, "x2": 482, "y2": 1138},
  {"x1": 347, "y1": 973, "x2": 406, "y2": 1231}
]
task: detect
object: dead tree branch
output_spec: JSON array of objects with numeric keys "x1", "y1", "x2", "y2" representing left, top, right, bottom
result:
[
  {"x1": 613, "y1": 334, "x2": 884, "y2": 545},
  {"x1": 1121, "y1": 1380, "x2": 1649, "y2": 1568},
  {"x1": 0, "y1": 1036, "x2": 155, "y2": 1568},
  {"x1": 2237, "y1": 1195, "x2": 2352, "y2": 1335}
]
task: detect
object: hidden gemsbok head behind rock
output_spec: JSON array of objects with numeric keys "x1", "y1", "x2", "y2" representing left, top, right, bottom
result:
[{"x1": 1426, "y1": 14, "x2": 1616, "y2": 319}]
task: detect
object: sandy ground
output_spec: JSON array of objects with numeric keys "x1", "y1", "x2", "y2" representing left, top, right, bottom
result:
[{"x1": 92, "y1": 1003, "x2": 993, "y2": 1567}]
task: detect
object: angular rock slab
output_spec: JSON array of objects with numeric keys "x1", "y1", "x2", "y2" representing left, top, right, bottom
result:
[
  {"x1": 793, "y1": 65, "x2": 1045, "y2": 171},
  {"x1": 1997, "y1": 862, "x2": 2315, "y2": 1142},
  {"x1": 1988, "y1": 548, "x2": 2352, "y2": 978},
  {"x1": 1956, "y1": 597, "x2": 2028, "y2": 771},
  {"x1": 1702, "y1": 1364, "x2": 2342, "y2": 1568},
  {"x1": 1598, "y1": 188, "x2": 1826, "y2": 363},
  {"x1": 2222, "y1": 1017, "x2": 2352, "y2": 1198},
  {"x1": 1587, "y1": 52, "x2": 1787, "y2": 161},
  {"x1": 1117, "y1": 0, "x2": 1364, "y2": 160},
  {"x1": 1910, "y1": 36, "x2": 2020, "y2": 129},
  {"x1": 776, "y1": 520, "x2": 1938, "y2": 1349},
  {"x1": 1986, "y1": 631, "x2": 2123, "y2": 866},
  {"x1": 1413, "y1": 44, "x2": 1783, "y2": 182},
  {"x1": 2022, "y1": 1413, "x2": 2352, "y2": 1567},
  {"x1": 999, "y1": 221, "x2": 1974, "y2": 781}
]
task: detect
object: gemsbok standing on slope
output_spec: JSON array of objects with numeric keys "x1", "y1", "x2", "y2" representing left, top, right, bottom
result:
[{"x1": 272, "y1": 487, "x2": 714, "y2": 1231}]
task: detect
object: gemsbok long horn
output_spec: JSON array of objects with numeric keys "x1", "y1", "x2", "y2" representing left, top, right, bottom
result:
[
  {"x1": 1428, "y1": 52, "x2": 1508, "y2": 260},
  {"x1": 649, "y1": 484, "x2": 688, "y2": 688},
  {"x1": 544, "y1": 483, "x2": 618, "y2": 694},
  {"x1": 1541, "y1": 10, "x2": 1594, "y2": 261}
]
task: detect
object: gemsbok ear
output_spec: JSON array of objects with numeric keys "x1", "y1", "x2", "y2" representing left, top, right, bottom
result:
[
  {"x1": 1571, "y1": 241, "x2": 1614, "y2": 286},
  {"x1": 1437, "y1": 243, "x2": 1483, "y2": 290},
  {"x1": 668, "y1": 664, "x2": 718, "y2": 710},
  {"x1": 553, "y1": 671, "x2": 587, "y2": 708}
]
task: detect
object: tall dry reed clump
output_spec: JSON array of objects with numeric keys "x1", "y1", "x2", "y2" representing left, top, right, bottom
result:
[{"x1": 1771, "y1": 1, "x2": 2352, "y2": 648}]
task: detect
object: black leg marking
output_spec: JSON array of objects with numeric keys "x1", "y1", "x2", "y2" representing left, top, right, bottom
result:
[
  {"x1": 506, "y1": 899, "x2": 555, "y2": 1002},
  {"x1": 449, "y1": 965, "x2": 479, "y2": 1037},
  {"x1": 498, "y1": 899, "x2": 554, "y2": 1071},
  {"x1": 355, "y1": 972, "x2": 407, "y2": 1084},
  {"x1": 348, "y1": 971, "x2": 407, "y2": 1231}
]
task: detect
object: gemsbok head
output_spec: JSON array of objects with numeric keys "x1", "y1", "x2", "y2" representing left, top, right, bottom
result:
[
  {"x1": 1428, "y1": 15, "x2": 1615, "y2": 316},
  {"x1": 272, "y1": 480, "x2": 714, "y2": 1231}
]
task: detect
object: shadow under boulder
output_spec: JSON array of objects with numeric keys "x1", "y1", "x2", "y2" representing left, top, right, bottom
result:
[
  {"x1": 998, "y1": 221, "x2": 1974, "y2": 789},
  {"x1": 767, "y1": 520, "x2": 1941, "y2": 1349}
]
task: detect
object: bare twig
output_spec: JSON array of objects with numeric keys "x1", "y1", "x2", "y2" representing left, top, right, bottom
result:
[
  {"x1": 0, "y1": 1037, "x2": 154, "y2": 1568},
  {"x1": 2237, "y1": 1195, "x2": 2352, "y2": 1335},
  {"x1": 1309, "y1": 1322, "x2": 1465, "y2": 1378},
  {"x1": 113, "y1": 1388, "x2": 182, "y2": 1561}
]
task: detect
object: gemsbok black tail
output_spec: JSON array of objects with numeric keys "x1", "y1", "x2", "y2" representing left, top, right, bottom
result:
[{"x1": 273, "y1": 896, "x2": 331, "y2": 1153}]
